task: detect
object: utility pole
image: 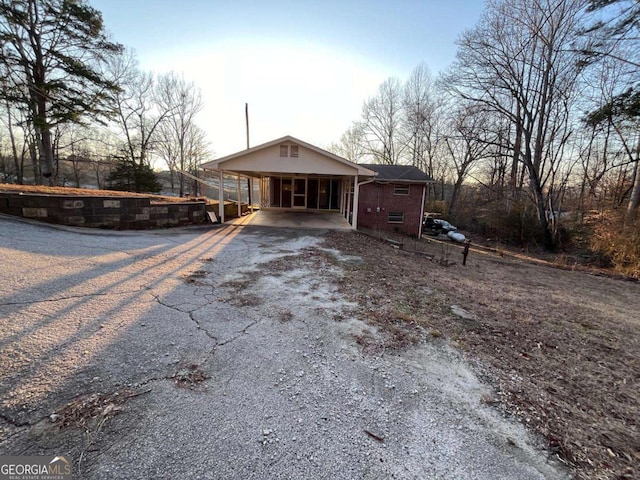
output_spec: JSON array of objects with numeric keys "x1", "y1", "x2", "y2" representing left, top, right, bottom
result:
[
  {"x1": 245, "y1": 103, "x2": 250, "y2": 149},
  {"x1": 245, "y1": 103, "x2": 252, "y2": 206}
]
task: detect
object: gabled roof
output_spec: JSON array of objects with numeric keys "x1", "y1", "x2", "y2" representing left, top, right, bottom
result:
[
  {"x1": 202, "y1": 135, "x2": 376, "y2": 177},
  {"x1": 359, "y1": 164, "x2": 433, "y2": 184}
]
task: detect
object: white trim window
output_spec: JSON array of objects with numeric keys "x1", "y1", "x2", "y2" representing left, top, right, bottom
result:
[
  {"x1": 280, "y1": 145, "x2": 289, "y2": 157},
  {"x1": 393, "y1": 184, "x2": 410, "y2": 195},
  {"x1": 290, "y1": 145, "x2": 299, "y2": 157},
  {"x1": 388, "y1": 212, "x2": 404, "y2": 223}
]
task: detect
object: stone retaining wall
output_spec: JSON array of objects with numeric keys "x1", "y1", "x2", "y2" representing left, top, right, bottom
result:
[{"x1": 0, "y1": 192, "x2": 207, "y2": 229}]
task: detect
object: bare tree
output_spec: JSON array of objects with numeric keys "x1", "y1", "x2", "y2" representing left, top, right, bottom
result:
[
  {"x1": 577, "y1": 47, "x2": 636, "y2": 210},
  {"x1": 582, "y1": 0, "x2": 640, "y2": 69},
  {"x1": 358, "y1": 77, "x2": 406, "y2": 165},
  {"x1": 155, "y1": 72, "x2": 204, "y2": 197},
  {"x1": 447, "y1": 0, "x2": 585, "y2": 249},
  {"x1": 106, "y1": 50, "x2": 172, "y2": 168},
  {"x1": 182, "y1": 124, "x2": 210, "y2": 196},
  {"x1": 402, "y1": 64, "x2": 444, "y2": 171},
  {"x1": 443, "y1": 104, "x2": 493, "y2": 216},
  {"x1": 0, "y1": 97, "x2": 24, "y2": 183},
  {"x1": 0, "y1": 0, "x2": 122, "y2": 185},
  {"x1": 584, "y1": 48, "x2": 640, "y2": 219},
  {"x1": 402, "y1": 63, "x2": 447, "y2": 200},
  {"x1": 328, "y1": 124, "x2": 366, "y2": 162}
]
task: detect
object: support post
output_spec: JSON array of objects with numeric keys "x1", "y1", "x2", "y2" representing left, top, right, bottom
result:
[
  {"x1": 237, "y1": 176, "x2": 242, "y2": 217},
  {"x1": 351, "y1": 175, "x2": 359, "y2": 229},
  {"x1": 462, "y1": 241, "x2": 471, "y2": 266},
  {"x1": 346, "y1": 178, "x2": 352, "y2": 222},
  {"x1": 250, "y1": 177, "x2": 254, "y2": 213},
  {"x1": 218, "y1": 170, "x2": 225, "y2": 223}
]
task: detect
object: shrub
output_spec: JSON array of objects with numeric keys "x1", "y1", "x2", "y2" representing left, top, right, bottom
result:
[
  {"x1": 589, "y1": 211, "x2": 640, "y2": 279},
  {"x1": 451, "y1": 200, "x2": 545, "y2": 248},
  {"x1": 106, "y1": 158, "x2": 162, "y2": 194}
]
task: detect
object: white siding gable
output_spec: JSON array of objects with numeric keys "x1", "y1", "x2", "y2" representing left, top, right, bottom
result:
[{"x1": 215, "y1": 143, "x2": 359, "y2": 176}]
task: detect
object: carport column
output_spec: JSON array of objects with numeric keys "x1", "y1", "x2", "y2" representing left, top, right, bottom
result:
[
  {"x1": 340, "y1": 179, "x2": 345, "y2": 217},
  {"x1": 237, "y1": 176, "x2": 242, "y2": 217},
  {"x1": 250, "y1": 177, "x2": 254, "y2": 213},
  {"x1": 342, "y1": 178, "x2": 351, "y2": 222},
  {"x1": 346, "y1": 178, "x2": 352, "y2": 223},
  {"x1": 351, "y1": 175, "x2": 359, "y2": 229},
  {"x1": 218, "y1": 170, "x2": 225, "y2": 223}
]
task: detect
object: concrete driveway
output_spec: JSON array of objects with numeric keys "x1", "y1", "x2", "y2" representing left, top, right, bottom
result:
[
  {"x1": 0, "y1": 215, "x2": 567, "y2": 479},
  {"x1": 230, "y1": 209, "x2": 352, "y2": 229}
]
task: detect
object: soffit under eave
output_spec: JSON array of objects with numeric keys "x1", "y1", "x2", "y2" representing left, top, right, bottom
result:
[
  {"x1": 203, "y1": 169, "x2": 376, "y2": 179},
  {"x1": 203, "y1": 164, "x2": 376, "y2": 178}
]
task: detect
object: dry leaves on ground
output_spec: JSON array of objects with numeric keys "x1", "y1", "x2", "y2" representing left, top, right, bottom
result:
[{"x1": 322, "y1": 230, "x2": 639, "y2": 480}]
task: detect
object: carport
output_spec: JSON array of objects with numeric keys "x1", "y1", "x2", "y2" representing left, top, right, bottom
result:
[
  {"x1": 229, "y1": 209, "x2": 352, "y2": 229},
  {"x1": 201, "y1": 135, "x2": 376, "y2": 229}
]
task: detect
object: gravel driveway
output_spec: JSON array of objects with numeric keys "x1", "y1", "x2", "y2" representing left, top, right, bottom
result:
[{"x1": 0, "y1": 215, "x2": 567, "y2": 479}]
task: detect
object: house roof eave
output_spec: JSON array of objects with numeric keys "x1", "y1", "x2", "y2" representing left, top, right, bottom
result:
[{"x1": 201, "y1": 135, "x2": 377, "y2": 177}]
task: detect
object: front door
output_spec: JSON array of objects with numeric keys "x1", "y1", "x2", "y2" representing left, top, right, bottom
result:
[
  {"x1": 281, "y1": 178, "x2": 292, "y2": 208},
  {"x1": 293, "y1": 178, "x2": 306, "y2": 208}
]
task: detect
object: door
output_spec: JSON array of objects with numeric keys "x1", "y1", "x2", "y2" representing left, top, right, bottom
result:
[
  {"x1": 293, "y1": 178, "x2": 306, "y2": 208},
  {"x1": 307, "y1": 178, "x2": 319, "y2": 209},
  {"x1": 281, "y1": 178, "x2": 292, "y2": 208}
]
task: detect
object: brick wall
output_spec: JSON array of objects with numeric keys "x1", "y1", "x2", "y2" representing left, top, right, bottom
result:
[
  {"x1": 357, "y1": 183, "x2": 425, "y2": 237},
  {"x1": 0, "y1": 193, "x2": 207, "y2": 229}
]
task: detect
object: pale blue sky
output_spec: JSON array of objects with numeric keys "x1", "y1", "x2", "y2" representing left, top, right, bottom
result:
[{"x1": 91, "y1": 0, "x2": 486, "y2": 157}]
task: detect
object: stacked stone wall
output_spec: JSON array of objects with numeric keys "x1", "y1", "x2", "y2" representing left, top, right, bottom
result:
[{"x1": 0, "y1": 193, "x2": 207, "y2": 229}]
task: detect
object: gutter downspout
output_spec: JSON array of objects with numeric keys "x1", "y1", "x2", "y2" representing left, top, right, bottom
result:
[
  {"x1": 352, "y1": 176, "x2": 376, "y2": 230},
  {"x1": 418, "y1": 183, "x2": 427, "y2": 238}
]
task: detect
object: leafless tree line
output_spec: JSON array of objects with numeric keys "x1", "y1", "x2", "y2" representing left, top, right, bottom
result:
[
  {"x1": 332, "y1": 0, "x2": 639, "y2": 249},
  {"x1": 0, "y1": 0, "x2": 210, "y2": 195}
]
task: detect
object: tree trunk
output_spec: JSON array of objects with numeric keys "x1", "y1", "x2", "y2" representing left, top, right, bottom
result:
[
  {"x1": 626, "y1": 159, "x2": 640, "y2": 220},
  {"x1": 448, "y1": 176, "x2": 465, "y2": 217},
  {"x1": 529, "y1": 167, "x2": 555, "y2": 250},
  {"x1": 510, "y1": 108, "x2": 522, "y2": 199},
  {"x1": 6, "y1": 103, "x2": 23, "y2": 184},
  {"x1": 95, "y1": 165, "x2": 102, "y2": 189},
  {"x1": 40, "y1": 127, "x2": 55, "y2": 186}
]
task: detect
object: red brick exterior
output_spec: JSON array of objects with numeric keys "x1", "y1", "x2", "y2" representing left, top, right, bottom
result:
[{"x1": 357, "y1": 182, "x2": 425, "y2": 237}]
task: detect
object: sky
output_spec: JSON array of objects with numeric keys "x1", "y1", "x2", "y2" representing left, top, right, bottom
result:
[{"x1": 90, "y1": 0, "x2": 486, "y2": 158}]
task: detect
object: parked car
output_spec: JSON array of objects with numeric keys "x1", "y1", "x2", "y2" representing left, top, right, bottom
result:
[{"x1": 423, "y1": 214, "x2": 457, "y2": 236}]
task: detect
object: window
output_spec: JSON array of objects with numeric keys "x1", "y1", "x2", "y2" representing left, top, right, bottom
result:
[
  {"x1": 290, "y1": 145, "x2": 299, "y2": 157},
  {"x1": 393, "y1": 184, "x2": 410, "y2": 195},
  {"x1": 388, "y1": 212, "x2": 404, "y2": 223},
  {"x1": 280, "y1": 145, "x2": 288, "y2": 157}
]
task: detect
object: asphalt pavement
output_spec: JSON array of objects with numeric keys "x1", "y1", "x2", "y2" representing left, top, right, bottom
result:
[{"x1": 0, "y1": 214, "x2": 568, "y2": 479}]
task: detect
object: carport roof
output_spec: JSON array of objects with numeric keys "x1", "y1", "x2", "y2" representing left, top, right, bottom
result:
[{"x1": 201, "y1": 135, "x2": 376, "y2": 177}]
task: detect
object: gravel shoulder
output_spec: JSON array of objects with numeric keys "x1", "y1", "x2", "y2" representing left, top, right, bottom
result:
[{"x1": 0, "y1": 217, "x2": 568, "y2": 479}]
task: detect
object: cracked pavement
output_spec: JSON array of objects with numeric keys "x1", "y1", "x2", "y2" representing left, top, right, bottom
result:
[{"x1": 0, "y1": 215, "x2": 568, "y2": 479}]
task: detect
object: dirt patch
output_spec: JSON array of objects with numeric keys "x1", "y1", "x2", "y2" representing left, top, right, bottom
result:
[
  {"x1": 55, "y1": 388, "x2": 146, "y2": 432},
  {"x1": 183, "y1": 270, "x2": 209, "y2": 284},
  {"x1": 171, "y1": 364, "x2": 209, "y2": 389},
  {"x1": 227, "y1": 293, "x2": 263, "y2": 307},
  {"x1": 277, "y1": 309, "x2": 294, "y2": 323},
  {"x1": 323, "y1": 230, "x2": 639, "y2": 480}
]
